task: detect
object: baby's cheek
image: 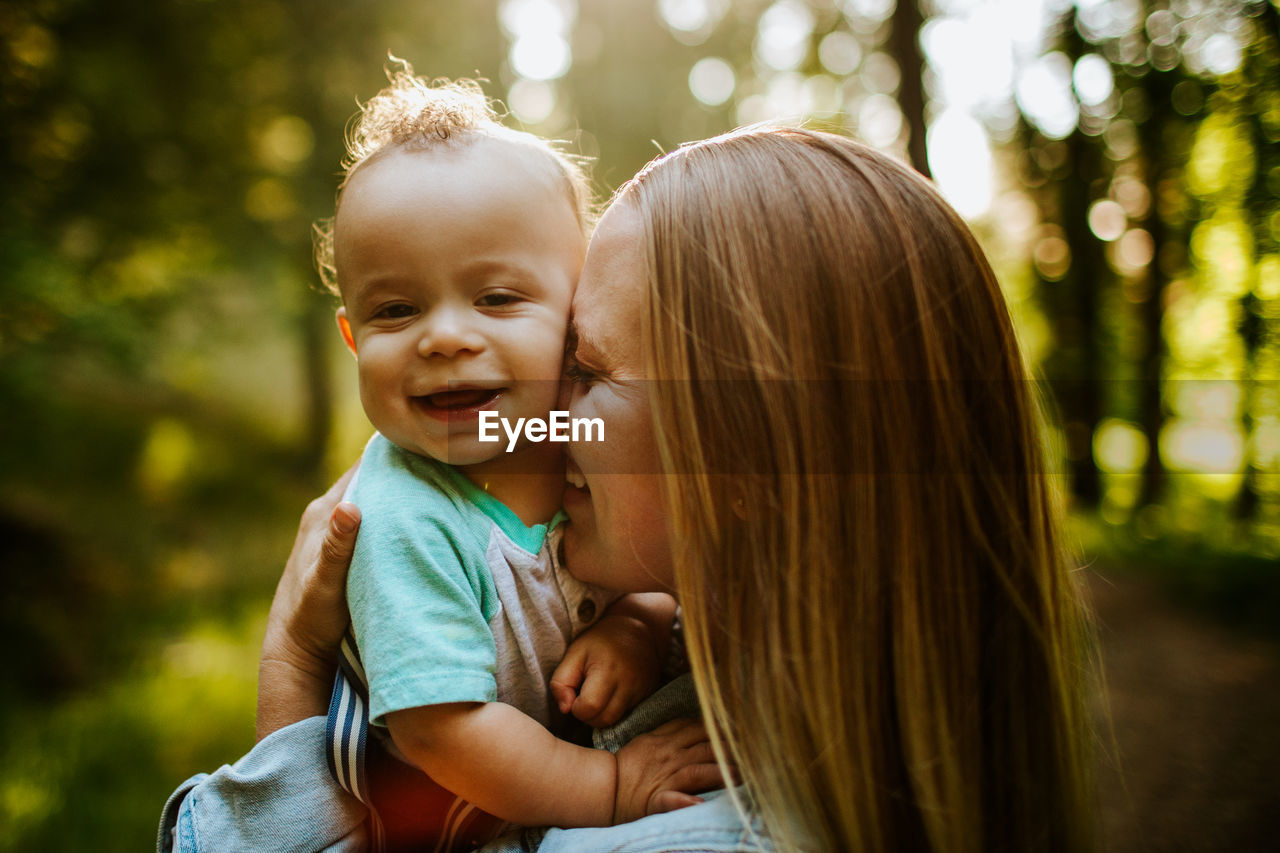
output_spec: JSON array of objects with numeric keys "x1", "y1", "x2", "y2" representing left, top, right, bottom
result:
[{"x1": 528, "y1": 323, "x2": 576, "y2": 379}]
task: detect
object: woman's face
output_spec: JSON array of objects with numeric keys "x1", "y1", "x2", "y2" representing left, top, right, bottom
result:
[{"x1": 560, "y1": 203, "x2": 675, "y2": 593}]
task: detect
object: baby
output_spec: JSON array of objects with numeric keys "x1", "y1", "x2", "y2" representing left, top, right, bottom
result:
[{"x1": 314, "y1": 69, "x2": 687, "y2": 849}]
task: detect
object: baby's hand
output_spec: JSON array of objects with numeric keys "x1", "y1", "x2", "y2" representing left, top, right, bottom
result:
[
  {"x1": 550, "y1": 607, "x2": 662, "y2": 728},
  {"x1": 612, "y1": 718, "x2": 724, "y2": 824}
]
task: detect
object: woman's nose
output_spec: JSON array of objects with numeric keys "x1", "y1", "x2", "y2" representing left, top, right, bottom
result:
[{"x1": 417, "y1": 307, "x2": 485, "y2": 358}]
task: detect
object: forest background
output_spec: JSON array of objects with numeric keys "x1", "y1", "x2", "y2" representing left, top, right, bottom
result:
[{"x1": 2, "y1": 0, "x2": 1278, "y2": 849}]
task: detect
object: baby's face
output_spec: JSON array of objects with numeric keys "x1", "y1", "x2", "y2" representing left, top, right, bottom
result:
[{"x1": 334, "y1": 139, "x2": 585, "y2": 466}]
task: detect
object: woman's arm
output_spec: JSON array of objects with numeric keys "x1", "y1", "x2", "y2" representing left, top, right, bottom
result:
[
  {"x1": 158, "y1": 717, "x2": 369, "y2": 853},
  {"x1": 256, "y1": 466, "x2": 361, "y2": 741}
]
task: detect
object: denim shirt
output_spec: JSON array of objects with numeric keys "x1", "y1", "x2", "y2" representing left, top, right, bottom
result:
[
  {"x1": 157, "y1": 716, "x2": 368, "y2": 853},
  {"x1": 158, "y1": 676, "x2": 773, "y2": 853},
  {"x1": 481, "y1": 789, "x2": 769, "y2": 853}
]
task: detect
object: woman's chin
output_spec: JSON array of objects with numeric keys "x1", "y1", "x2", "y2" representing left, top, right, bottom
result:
[
  {"x1": 558, "y1": 516, "x2": 598, "y2": 584},
  {"x1": 562, "y1": 523, "x2": 674, "y2": 595}
]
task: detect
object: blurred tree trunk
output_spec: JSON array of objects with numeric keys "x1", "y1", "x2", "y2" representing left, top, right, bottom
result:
[
  {"x1": 1029, "y1": 11, "x2": 1107, "y2": 510},
  {"x1": 290, "y1": 40, "x2": 337, "y2": 485},
  {"x1": 1232, "y1": 5, "x2": 1280, "y2": 523},
  {"x1": 1235, "y1": 294, "x2": 1262, "y2": 523},
  {"x1": 1058, "y1": 126, "x2": 1105, "y2": 508},
  {"x1": 889, "y1": 0, "x2": 930, "y2": 177},
  {"x1": 1135, "y1": 69, "x2": 1175, "y2": 509}
]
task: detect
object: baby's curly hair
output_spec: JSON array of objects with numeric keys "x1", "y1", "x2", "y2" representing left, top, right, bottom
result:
[{"x1": 313, "y1": 61, "x2": 594, "y2": 295}]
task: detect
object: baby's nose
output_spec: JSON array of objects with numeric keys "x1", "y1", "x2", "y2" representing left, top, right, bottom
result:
[{"x1": 418, "y1": 308, "x2": 485, "y2": 358}]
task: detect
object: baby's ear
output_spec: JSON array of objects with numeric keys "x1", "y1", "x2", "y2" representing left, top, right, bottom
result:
[{"x1": 336, "y1": 307, "x2": 357, "y2": 357}]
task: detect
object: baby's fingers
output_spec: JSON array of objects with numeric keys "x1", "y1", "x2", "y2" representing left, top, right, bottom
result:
[
  {"x1": 549, "y1": 649, "x2": 586, "y2": 715},
  {"x1": 572, "y1": 671, "x2": 618, "y2": 725},
  {"x1": 589, "y1": 688, "x2": 634, "y2": 728}
]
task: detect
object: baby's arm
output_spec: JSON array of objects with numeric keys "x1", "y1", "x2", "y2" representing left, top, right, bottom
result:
[
  {"x1": 551, "y1": 593, "x2": 677, "y2": 727},
  {"x1": 386, "y1": 696, "x2": 717, "y2": 826}
]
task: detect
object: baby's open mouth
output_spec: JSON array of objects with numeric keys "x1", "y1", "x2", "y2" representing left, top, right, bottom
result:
[{"x1": 417, "y1": 388, "x2": 502, "y2": 411}]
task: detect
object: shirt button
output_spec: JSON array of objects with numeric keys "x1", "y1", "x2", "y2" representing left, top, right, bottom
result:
[{"x1": 577, "y1": 598, "x2": 597, "y2": 623}]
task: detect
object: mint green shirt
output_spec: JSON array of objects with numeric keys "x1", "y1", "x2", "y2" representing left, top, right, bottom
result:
[{"x1": 345, "y1": 434, "x2": 613, "y2": 729}]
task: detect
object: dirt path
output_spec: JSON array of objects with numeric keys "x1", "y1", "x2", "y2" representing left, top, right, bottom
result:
[{"x1": 1089, "y1": 571, "x2": 1280, "y2": 852}]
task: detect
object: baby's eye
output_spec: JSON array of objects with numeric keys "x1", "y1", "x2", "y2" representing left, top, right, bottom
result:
[
  {"x1": 476, "y1": 292, "x2": 522, "y2": 308},
  {"x1": 374, "y1": 303, "x2": 417, "y2": 320}
]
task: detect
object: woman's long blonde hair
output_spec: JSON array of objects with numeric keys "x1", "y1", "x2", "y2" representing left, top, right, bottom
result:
[{"x1": 623, "y1": 128, "x2": 1093, "y2": 852}]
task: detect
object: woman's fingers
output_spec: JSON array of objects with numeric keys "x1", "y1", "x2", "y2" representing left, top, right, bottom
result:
[
  {"x1": 316, "y1": 501, "x2": 360, "y2": 586},
  {"x1": 668, "y1": 760, "x2": 726, "y2": 794},
  {"x1": 680, "y1": 739, "x2": 716, "y2": 765},
  {"x1": 257, "y1": 465, "x2": 362, "y2": 740},
  {"x1": 292, "y1": 464, "x2": 359, "y2": 586},
  {"x1": 649, "y1": 791, "x2": 704, "y2": 814},
  {"x1": 267, "y1": 465, "x2": 362, "y2": 667},
  {"x1": 644, "y1": 717, "x2": 710, "y2": 748},
  {"x1": 612, "y1": 715, "x2": 730, "y2": 822},
  {"x1": 294, "y1": 494, "x2": 361, "y2": 656}
]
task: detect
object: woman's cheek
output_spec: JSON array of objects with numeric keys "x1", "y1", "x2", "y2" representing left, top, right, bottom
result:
[
  {"x1": 564, "y1": 383, "x2": 675, "y2": 591},
  {"x1": 619, "y1": 474, "x2": 675, "y2": 590},
  {"x1": 582, "y1": 383, "x2": 659, "y2": 476}
]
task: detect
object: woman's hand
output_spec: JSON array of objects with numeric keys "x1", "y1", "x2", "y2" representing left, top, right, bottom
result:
[
  {"x1": 256, "y1": 466, "x2": 361, "y2": 741},
  {"x1": 612, "y1": 718, "x2": 725, "y2": 824}
]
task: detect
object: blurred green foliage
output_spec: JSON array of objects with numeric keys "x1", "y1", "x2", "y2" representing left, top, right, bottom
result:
[{"x1": 1, "y1": 0, "x2": 1277, "y2": 849}]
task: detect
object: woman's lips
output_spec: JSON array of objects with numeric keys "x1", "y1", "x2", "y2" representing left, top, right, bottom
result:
[{"x1": 413, "y1": 388, "x2": 502, "y2": 422}]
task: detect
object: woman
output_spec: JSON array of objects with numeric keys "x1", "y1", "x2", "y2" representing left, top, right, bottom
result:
[{"x1": 162, "y1": 127, "x2": 1094, "y2": 852}]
